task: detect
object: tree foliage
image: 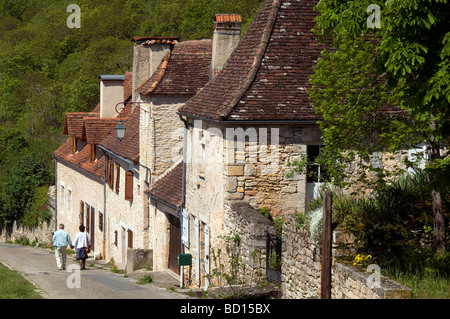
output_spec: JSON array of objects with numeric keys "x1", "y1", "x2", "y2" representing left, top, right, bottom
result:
[
  {"x1": 0, "y1": 0, "x2": 264, "y2": 225},
  {"x1": 310, "y1": 0, "x2": 449, "y2": 254}
]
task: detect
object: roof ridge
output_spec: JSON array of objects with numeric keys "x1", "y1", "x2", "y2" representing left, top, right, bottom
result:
[
  {"x1": 219, "y1": 0, "x2": 281, "y2": 119},
  {"x1": 134, "y1": 51, "x2": 171, "y2": 94}
]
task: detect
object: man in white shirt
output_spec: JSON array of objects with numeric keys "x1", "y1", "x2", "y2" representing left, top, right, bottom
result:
[{"x1": 52, "y1": 224, "x2": 74, "y2": 270}]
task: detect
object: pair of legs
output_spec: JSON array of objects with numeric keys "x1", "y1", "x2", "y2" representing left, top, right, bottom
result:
[
  {"x1": 79, "y1": 258, "x2": 87, "y2": 270},
  {"x1": 76, "y1": 247, "x2": 89, "y2": 270},
  {"x1": 55, "y1": 247, "x2": 67, "y2": 270}
]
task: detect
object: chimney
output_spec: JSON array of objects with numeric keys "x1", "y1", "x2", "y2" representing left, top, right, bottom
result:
[
  {"x1": 131, "y1": 37, "x2": 179, "y2": 101},
  {"x1": 210, "y1": 14, "x2": 242, "y2": 79},
  {"x1": 99, "y1": 75, "x2": 126, "y2": 118}
]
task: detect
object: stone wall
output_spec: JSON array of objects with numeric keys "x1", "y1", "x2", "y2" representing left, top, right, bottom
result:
[
  {"x1": 0, "y1": 186, "x2": 56, "y2": 245},
  {"x1": 221, "y1": 201, "x2": 276, "y2": 284},
  {"x1": 281, "y1": 215, "x2": 412, "y2": 299}
]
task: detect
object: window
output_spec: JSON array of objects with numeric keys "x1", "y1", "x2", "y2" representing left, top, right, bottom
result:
[
  {"x1": 98, "y1": 212, "x2": 103, "y2": 232},
  {"x1": 125, "y1": 171, "x2": 134, "y2": 202},
  {"x1": 114, "y1": 230, "x2": 118, "y2": 246},
  {"x1": 307, "y1": 145, "x2": 327, "y2": 183},
  {"x1": 67, "y1": 189, "x2": 72, "y2": 214},
  {"x1": 60, "y1": 185, "x2": 65, "y2": 211}
]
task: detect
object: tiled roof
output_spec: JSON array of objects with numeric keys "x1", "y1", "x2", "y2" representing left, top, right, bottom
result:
[
  {"x1": 63, "y1": 112, "x2": 99, "y2": 138},
  {"x1": 83, "y1": 118, "x2": 122, "y2": 145},
  {"x1": 54, "y1": 71, "x2": 135, "y2": 179},
  {"x1": 148, "y1": 162, "x2": 183, "y2": 208},
  {"x1": 53, "y1": 137, "x2": 105, "y2": 180},
  {"x1": 135, "y1": 39, "x2": 212, "y2": 96},
  {"x1": 98, "y1": 103, "x2": 140, "y2": 163},
  {"x1": 178, "y1": 0, "x2": 323, "y2": 122}
]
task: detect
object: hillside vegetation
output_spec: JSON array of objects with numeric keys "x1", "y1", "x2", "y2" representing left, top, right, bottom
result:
[{"x1": 0, "y1": 0, "x2": 264, "y2": 226}]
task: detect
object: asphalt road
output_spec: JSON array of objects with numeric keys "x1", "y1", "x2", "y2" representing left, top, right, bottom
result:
[{"x1": 0, "y1": 243, "x2": 187, "y2": 299}]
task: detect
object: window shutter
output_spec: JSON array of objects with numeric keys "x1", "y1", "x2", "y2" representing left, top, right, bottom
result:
[
  {"x1": 85, "y1": 204, "x2": 90, "y2": 232},
  {"x1": 127, "y1": 229, "x2": 133, "y2": 249},
  {"x1": 72, "y1": 137, "x2": 77, "y2": 154},
  {"x1": 105, "y1": 157, "x2": 110, "y2": 185},
  {"x1": 115, "y1": 164, "x2": 120, "y2": 194},
  {"x1": 79, "y1": 201, "x2": 84, "y2": 225},
  {"x1": 98, "y1": 212, "x2": 103, "y2": 232},
  {"x1": 125, "y1": 171, "x2": 134, "y2": 202},
  {"x1": 109, "y1": 161, "x2": 114, "y2": 189}
]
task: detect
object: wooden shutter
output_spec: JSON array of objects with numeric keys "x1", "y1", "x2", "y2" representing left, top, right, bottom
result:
[
  {"x1": 72, "y1": 137, "x2": 77, "y2": 154},
  {"x1": 109, "y1": 160, "x2": 114, "y2": 189},
  {"x1": 105, "y1": 157, "x2": 110, "y2": 185},
  {"x1": 115, "y1": 164, "x2": 120, "y2": 194},
  {"x1": 127, "y1": 229, "x2": 133, "y2": 249},
  {"x1": 98, "y1": 212, "x2": 103, "y2": 232},
  {"x1": 125, "y1": 171, "x2": 133, "y2": 202},
  {"x1": 79, "y1": 201, "x2": 84, "y2": 225},
  {"x1": 90, "y1": 144, "x2": 96, "y2": 162},
  {"x1": 85, "y1": 204, "x2": 90, "y2": 232}
]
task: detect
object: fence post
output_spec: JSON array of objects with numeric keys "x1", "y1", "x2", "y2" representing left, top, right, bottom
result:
[{"x1": 321, "y1": 190, "x2": 332, "y2": 299}]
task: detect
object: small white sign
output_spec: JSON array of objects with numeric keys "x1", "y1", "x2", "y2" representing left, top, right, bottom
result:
[{"x1": 181, "y1": 209, "x2": 189, "y2": 247}]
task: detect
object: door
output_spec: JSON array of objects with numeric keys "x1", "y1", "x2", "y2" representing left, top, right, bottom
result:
[{"x1": 168, "y1": 214, "x2": 181, "y2": 274}]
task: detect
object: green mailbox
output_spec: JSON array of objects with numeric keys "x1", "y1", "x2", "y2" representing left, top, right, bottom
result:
[{"x1": 178, "y1": 253, "x2": 192, "y2": 266}]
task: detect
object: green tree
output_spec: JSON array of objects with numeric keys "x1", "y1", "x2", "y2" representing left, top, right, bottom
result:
[
  {"x1": 310, "y1": 0, "x2": 449, "y2": 255},
  {"x1": 0, "y1": 151, "x2": 51, "y2": 226}
]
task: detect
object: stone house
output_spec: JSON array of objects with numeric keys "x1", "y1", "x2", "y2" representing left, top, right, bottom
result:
[
  {"x1": 53, "y1": 72, "x2": 133, "y2": 258},
  {"x1": 176, "y1": 0, "x2": 324, "y2": 289},
  {"x1": 53, "y1": 14, "x2": 243, "y2": 270},
  {"x1": 133, "y1": 15, "x2": 242, "y2": 274}
]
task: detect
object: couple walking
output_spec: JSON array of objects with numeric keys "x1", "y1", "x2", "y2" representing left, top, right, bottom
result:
[{"x1": 52, "y1": 224, "x2": 91, "y2": 270}]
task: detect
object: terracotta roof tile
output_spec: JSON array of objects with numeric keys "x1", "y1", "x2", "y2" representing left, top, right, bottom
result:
[
  {"x1": 83, "y1": 118, "x2": 122, "y2": 145},
  {"x1": 136, "y1": 40, "x2": 212, "y2": 96},
  {"x1": 53, "y1": 138, "x2": 104, "y2": 180},
  {"x1": 178, "y1": 0, "x2": 323, "y2": 122},
  {"x1": 215, "y1": 14, "x2": 242, "y2": 23},
  {"x1": 148, "y1": 162, "x2": 183, "y2": 208},
  {"x1": 64, "y1": 112, "x2": 99, "y2": 137},
  {"x1": 54, "y1": 71, "x2": 135, "y2": 177},
  {"x1": 98, "y1": 103, "x2": 139, "y2": 163},
  {"x1": 132, "y1": 37, "x2": 179, "y2": 46}
]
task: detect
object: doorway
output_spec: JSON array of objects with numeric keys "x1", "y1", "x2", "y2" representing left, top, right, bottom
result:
[{"x1": 168, "y1": 214, "x2": 181, "y2": 274}]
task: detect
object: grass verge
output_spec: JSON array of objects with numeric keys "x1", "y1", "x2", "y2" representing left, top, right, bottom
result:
[{"x1": 0, "y1": 262, "x2": 43, "y2": 299}]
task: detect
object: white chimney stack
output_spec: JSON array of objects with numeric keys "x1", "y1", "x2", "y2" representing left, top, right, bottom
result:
[{"x1": 99, "y1": 75, "x2": 126, "y2": 118}]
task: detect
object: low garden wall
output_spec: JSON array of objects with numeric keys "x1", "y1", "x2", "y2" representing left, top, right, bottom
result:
[
  {"x1": 0, "y1": 186, "x2": 56, "y2": 246},
  {"x1": 281, "y1": 215, "x2": 412, "y2": 299}
]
